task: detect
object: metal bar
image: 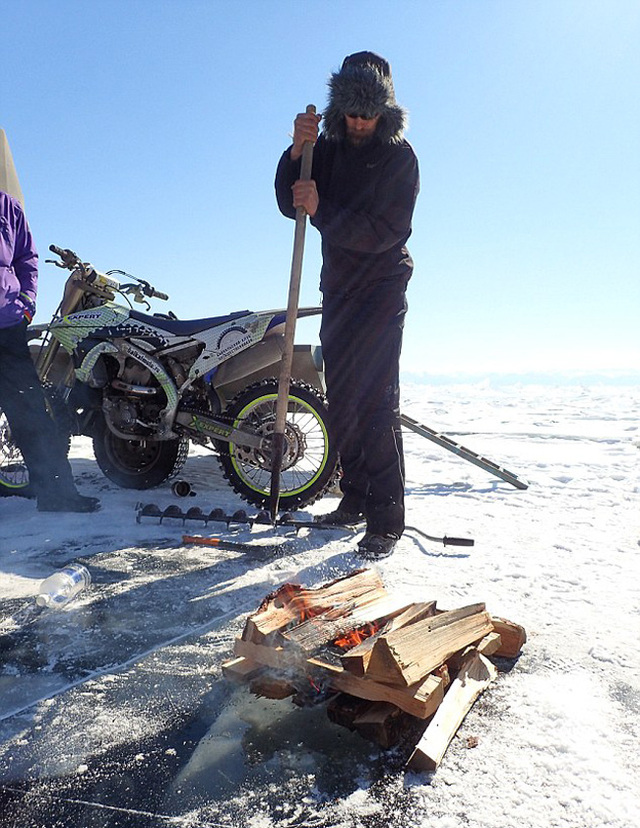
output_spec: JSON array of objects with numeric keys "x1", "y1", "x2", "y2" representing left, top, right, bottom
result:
[
  {"x1": 401, "y1": 413, "x2": 528, "y2": 490},
  {"x1": 182, "y1": 535, "x2": 283, "y2": 556},
  {"x1": 270, "y1": 103, "x2": 317, "y2": 520}
]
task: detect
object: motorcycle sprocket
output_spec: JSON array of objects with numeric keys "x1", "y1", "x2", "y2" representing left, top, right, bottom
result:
[{"x1": 217, "y1": 378, "x2": 338, "y2": 511}]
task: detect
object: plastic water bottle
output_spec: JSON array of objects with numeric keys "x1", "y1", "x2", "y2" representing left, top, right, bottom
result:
[{"x1": 36, "y1": 564, "x2": 92, "y2": 609}]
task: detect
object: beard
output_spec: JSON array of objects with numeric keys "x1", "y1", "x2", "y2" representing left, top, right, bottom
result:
[{"x1": 346, "y1": 129, "x2": 377, "y2": 147}]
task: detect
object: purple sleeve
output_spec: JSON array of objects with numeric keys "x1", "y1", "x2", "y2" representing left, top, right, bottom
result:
[{"x1": 13, "y1": 201, "x2": 38, "y2": 314}]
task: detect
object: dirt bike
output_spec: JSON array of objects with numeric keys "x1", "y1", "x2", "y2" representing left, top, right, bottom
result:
[{"x1": 0, "y1": 245, "x2": 337, "y2": 510}]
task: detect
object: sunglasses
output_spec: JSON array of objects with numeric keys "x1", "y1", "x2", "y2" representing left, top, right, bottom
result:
[{"x1": 346, "y1": 112, "x2": 379, "y2": 121}]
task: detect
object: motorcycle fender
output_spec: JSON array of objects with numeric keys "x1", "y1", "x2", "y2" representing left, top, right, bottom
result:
[
  {"x1": 211, "y1": 336, "x2": 284, "y2": 389},
  {"x1": 212, "y1": 343, "x2": 325, "y2": 405},
  {"x1": 75, "y1": 341, "x2": 119, "y2": 386}
]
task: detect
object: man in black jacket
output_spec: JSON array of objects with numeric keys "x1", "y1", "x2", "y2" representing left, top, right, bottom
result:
[{"x1": 275, "y1": 51, "x2": 419, "y2": 559}]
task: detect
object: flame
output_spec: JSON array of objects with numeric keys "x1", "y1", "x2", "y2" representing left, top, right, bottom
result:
[
  {"x1": 308, "y1": 675, "x2": 323, "y2": 693},
  {"x1": 333, "y1": 621, "x2": 380, "y2": 651},
  {"x1": 264, "y1": 581, "x2": 384, "y2": 638}
]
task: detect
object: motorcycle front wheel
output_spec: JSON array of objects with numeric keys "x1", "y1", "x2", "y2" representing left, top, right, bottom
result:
[
  {"x1": 217, "y1": 379, "x2": 338, "y2": 511},
  {"x1": 0, "y1": 406, "x2": 31, "y2": 496},
  {"x1": 93, "y1": 419, "x2": 189, "y2": 489},
  {"x1": 0, "y1": 385, "x2": 72, "y2": 498}
]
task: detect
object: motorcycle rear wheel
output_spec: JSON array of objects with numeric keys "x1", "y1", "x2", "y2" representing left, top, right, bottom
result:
[
  {"x1": 93, "y1": 420, "x2": 189, "y2": 489},
  {"x1": 217, "y1": 379, "x2": 338, "y2": 511}
]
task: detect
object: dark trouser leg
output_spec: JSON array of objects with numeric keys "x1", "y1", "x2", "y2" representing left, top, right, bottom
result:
[
  {"x1": 0, "y1": 321, "x2": 77, "y2": 499},
  {"x1": 321, "y1": 297, "x2": 368, "y2": 514},
  {"x1": 320, "y1": 281, "x2": 407, "y2": 537}
]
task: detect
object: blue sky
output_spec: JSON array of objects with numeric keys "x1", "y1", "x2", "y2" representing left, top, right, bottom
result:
[{"x1": 3, "y1": 0, "x2": 639, "y2": 381}]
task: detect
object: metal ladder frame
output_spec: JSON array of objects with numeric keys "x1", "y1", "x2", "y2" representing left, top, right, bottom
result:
[{"x1": 401, "y1": 413, "x2": 528, "y2": 490}]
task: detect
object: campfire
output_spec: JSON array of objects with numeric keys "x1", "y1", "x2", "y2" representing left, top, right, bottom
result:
[{"x1": 222, "y1": 569, "x2": 525, "y2": 770}]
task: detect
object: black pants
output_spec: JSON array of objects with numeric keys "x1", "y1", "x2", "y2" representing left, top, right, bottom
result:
[
  {"x1": 320, "y1": 280, "x2": 407, "y2": 537},
  {"x1": 0, "y1": 320, "x2": 76, "y2": 499}
]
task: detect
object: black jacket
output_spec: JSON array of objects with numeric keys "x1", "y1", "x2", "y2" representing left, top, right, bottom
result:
[{"x1": 275, "y1": 134, "x2": 419, "y2": 296}]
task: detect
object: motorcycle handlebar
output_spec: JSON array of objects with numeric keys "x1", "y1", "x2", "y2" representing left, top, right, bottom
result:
[
  {"x1": 130, "y1": 280, "x2": 169, "y2": 302},
  {"x1": 138, "y1": 279, "x2": 168, "y2": 301},
  {"x1": 48, "y1": 244, "x2": 79, "y2": 267},
  {"x1": 48, "y1": 245, "x2": 169, "y2": 301}
]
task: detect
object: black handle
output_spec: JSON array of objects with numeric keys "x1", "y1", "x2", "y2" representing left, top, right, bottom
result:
[
  {"x1": 405, "y1": 525, "x2": 475, "y2": 548},
  {"x1": 443, "y1": 536, "x2": 475, "y2": 547},
  {"x1": 48, "y1": 244, "x2": 78, "y2": 267}
]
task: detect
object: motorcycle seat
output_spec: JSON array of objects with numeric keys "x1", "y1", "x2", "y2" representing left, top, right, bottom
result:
[{"x1": 128, "y1": 309, "x2": 252, "y2": 336}]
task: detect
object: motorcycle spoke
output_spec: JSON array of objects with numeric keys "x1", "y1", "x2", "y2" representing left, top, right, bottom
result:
[
  {"x1": 218, "y1": 379, "x2": 337, "y2": 508},
  {"x1": 0, "y1": 414, "x2": 29, "y2": 487}
]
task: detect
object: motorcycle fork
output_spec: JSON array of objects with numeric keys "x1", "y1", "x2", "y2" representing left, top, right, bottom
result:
[{"x1": 36, "y1": 278, "x2": 87, "y2": 379}]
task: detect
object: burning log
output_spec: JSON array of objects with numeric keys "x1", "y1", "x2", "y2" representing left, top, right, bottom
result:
[
  {"x1": 281, "y1": 592, "x2": 416, "y2": 653},
  {"x1": 221, "y1": 569, "x2": 526, "y2": 770},
  {"x1": 232, "y1": 640, "x2": 445, "y2": 719},
  {"x1": 241, "y1": 568, "x2": 387, "y2": 645},
  {"x1": 340, "y1": 601, "x2": 437, "y2": 677}
]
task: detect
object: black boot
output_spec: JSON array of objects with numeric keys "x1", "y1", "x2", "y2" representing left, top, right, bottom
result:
[
  {"x1": 357, "y1": 532, "x2": 399, "y2": 559},
  {"x1": 314, "y1": 508, "x2": 365, "y2": 526},
  {"x1": 37, "y1": 491, "x2": 101, "y2": 513}
]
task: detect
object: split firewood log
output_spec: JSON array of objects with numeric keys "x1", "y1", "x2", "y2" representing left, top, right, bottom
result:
[
  {"x1": 326, "y1": 693, "x2": 372, "y2": 730},
  {"x1": 249, "y1": 675, "x2": 297, "y2": 699},
  {"x1": 241, "y1": 569, "x2": 386, "y2": 645},
  {"x1": 340, "y1": 601, "x2": 437, "y2": 676},
  {"x1": 221, "y1": 656, "x2": 262, "y2": 683},
  {"x1": 351, "y1": 701, "x2": 417, "y2": 749},
  {"x1": 407, "y1": 648, "x2": 498, "y2": 772},
  {"x1": 446, "y1": 631, "x2": 502, "y2": 675},
  {"x1": 327, "y1": 695, "x2": 423, "y2": 749},
  {"x1": 490, "y1": 617, "x2": 527, "y2": 658},
  {"x1": 364, "y1": 604, "x2": 494, "y2": 687},
  {"x1": 233, "y1": 639, "x2": 445, "y2": 719}
]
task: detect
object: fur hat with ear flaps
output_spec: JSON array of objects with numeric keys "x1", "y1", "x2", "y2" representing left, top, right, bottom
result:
[{"x1": 322, "y1": 51, "x2": 408, "y2": 145}]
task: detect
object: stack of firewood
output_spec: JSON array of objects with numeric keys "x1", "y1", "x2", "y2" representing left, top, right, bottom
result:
[{"x1": 222, "y1": 568, "x2": 525, "y2": 771}]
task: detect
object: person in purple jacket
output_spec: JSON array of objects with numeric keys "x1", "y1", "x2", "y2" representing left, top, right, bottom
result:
[
  {"x1": 0, "y1": 189, "x2": 100, "y2": 511},
  {"x1": 275, "y1": 52, "x2": 419, "y2": 559}
]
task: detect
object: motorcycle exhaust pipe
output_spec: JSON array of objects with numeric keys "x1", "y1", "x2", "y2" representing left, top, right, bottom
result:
[{"x1": 111, "y1": 379, "x2": 157, "y2": 396}]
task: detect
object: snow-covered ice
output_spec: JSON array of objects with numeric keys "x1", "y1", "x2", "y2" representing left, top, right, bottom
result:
[{"x1": 1, "y1": 383, "x2": 638, "y2": 827}]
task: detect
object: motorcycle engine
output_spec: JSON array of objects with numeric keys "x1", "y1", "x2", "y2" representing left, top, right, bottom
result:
[
  {"x1": 103, "y1": 359, "x2": 163, "y2": 434},
  {"x1": 104, "y1": 393, "x2": 164, "y2": 434},
  {"x1": 109, "y1": 398, "x2": 139, "y2": 429}
]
